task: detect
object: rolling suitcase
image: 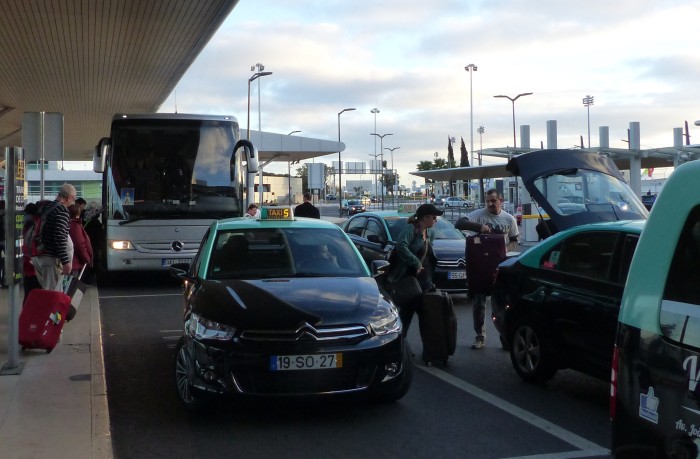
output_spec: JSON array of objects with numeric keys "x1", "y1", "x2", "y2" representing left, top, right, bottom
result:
[
  {"x1": 466, "y1": 234, "x2": 506, "y2": 295},
  {"x1": 417, "y1": 291, "x2": 457, "y2": 366},
  {"x1": 18, "y1": 289, "x2": 72, "y2": 353}
]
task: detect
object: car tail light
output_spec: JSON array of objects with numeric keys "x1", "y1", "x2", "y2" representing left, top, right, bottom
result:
[{"x1": 610, "y1": 345, "x2": 619, "y2": 421}]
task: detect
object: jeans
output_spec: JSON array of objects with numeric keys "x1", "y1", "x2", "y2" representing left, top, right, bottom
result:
[{"x1": 472, "y1": 293, "x2": 488, "y2": 339}]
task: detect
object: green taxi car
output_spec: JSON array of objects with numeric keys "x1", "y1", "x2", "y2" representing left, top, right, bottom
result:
[
  {"x1": 170, "y1": 207, "x2": 413, "y2": 409},
  {"x1": 612, "y1": 159, "x2": 700, "y2": 458}
]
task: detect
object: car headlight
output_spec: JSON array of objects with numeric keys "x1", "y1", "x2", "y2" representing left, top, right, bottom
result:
[
  {"x1": 369, "y1": 306, "x2": 401, "y2": 336},
  {"x1": 187, "y1": 313, "x2": 235, "y2": 341},
  {"x1": 109, "y1": 240, "x2": 134, "y2": 250}
]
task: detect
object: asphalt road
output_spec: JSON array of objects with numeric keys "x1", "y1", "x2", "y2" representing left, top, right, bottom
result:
[{"x1": 99, "y1": 272, "x2": 611, "y2": 459}]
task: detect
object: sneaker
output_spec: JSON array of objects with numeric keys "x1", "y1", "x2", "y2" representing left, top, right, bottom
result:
[{"x1": 471, "y1": 338, "x2": 485, "y2": 350}]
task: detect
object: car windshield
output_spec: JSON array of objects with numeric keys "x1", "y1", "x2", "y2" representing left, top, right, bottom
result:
[
  {"x1": 385, "y1": 216, "x2": 464, "y2": 240},
  {"x1": 348, "y1": 200, "x2": 361, "y2": 205},
  {"x1": 533, "y1": 168, "x2": 648, "y2": 219},
  {"x1": 208, "y1": 227, "x2": 368, "y2": 279}
]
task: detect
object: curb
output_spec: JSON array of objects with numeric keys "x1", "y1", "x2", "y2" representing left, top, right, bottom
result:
[{"x1": 90, "y1": 288, "x2": 113, "y2": 458}]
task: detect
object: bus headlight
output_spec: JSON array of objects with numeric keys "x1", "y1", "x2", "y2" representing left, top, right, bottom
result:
[{"x1": 110, "y1": 240, "x2": 134, "y2": 250}]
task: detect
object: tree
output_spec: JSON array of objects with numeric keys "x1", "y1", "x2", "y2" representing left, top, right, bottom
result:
[
  {"x1": 460, "y1": 137, "x2": 470, "y2": 197},
  {"x1": 416, "y1": 160, "x2": 434, "y2": 171}
]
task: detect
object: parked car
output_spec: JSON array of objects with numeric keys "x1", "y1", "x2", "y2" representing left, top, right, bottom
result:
[
  {"x1": 444, "y1": 197, "x2": 472, "y2": 208},
  {"x1": 344, "y1": 199, "x2": 366, "y2": 215},
  {"x1": 169, "y1": 211, "x2": 412, "y2": 409},
  {"x1": 358, "y1": 196, "x2": 371, "y2": 205},
  {"x1": 612, "y1": 160, "x2": 700, "y2": 458},
  {"x1": 491, "y1": 220, "x2": 644, "y2": 383},
  {"x1": 325, "y1": 194, "x2": 337, "y2": 201},
  {"x1": 487, "y1": 149, "x2": 653, "y2": 383},
  {"x1": 340, "y1": 211, "x2": 467, "y2": 293}
]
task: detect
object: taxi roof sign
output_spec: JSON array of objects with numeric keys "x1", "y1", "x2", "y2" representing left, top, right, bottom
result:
[{"x1": 259, "y1": 206, "x2": 294, "y2": 221}]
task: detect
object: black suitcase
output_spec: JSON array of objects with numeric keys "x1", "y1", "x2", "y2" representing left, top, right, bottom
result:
[
  {"x1": 466, "y1": 234, "x2": 506, "y2": 295},
  {"x1": 417, "y1": 291, "x2": 457, "y2": 366}
]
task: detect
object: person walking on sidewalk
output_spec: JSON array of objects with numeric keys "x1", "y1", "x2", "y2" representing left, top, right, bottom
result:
[
  {"x1": 455, "y1": 188, "x2": 519, "y2": 349},
  {"x1": 31, "y1": 183, "x2": 77, "y2": 291},
  {"x1": 68, "y1": 204, "x2": 93, "y2": 277},
  {"x1": 294, "y1": 192, "x2": 320, "y2": 219}
]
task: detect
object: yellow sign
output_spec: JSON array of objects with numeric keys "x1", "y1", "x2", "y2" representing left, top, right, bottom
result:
[{"x1": 261, "y1": 207, "x2": 293, "y2": 220}]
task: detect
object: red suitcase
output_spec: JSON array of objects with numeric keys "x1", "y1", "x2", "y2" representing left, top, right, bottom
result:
[
  {"x1": 19, "y1": 289, "x2": 72, "y2": 353},
  {"x1": 466, "y1": 234, "x2": 506, "y2": 295}
]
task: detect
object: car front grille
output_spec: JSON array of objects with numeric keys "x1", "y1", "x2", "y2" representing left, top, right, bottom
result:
[
  {"x1": 436, "y1": 257, "x2": 466, "y2": 269},
  {"x1": 231, "y1": 365, "x2": 376, "y2": 395},
  {"x1": 240, "y1": 324, "x2": 370, "y2": 345}
]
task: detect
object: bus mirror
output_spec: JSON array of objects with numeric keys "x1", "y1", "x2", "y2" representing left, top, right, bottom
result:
[
  {"x1": 93, "y1": 137, "x2": 110, "y2": 173},
  {"x1": 233, "y1": 139, "x2": 259, "y2": 176}
]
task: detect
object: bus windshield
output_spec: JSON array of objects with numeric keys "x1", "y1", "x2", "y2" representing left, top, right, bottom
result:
[{"x1": 109, "y1": 118, "x2": 241, "y2": 220}]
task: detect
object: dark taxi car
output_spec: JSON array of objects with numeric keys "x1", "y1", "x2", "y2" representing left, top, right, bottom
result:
[
  {"x1": 492, "y1": 220, "x2": 644, "y2": 383},
  {"x1": 170, "y1": 208, "x2": 412, "y2": 409},
  {"x1": 489, "y1": 149, "x2": 650, "y2": 383},
  {"x1": 340, "y1": 211, "x2": 467, "y2": 293}
]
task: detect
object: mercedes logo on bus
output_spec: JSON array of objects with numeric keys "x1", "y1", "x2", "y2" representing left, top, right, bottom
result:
[{"x1": 171, "y1": 241, "x2": 184, "y2": 252}]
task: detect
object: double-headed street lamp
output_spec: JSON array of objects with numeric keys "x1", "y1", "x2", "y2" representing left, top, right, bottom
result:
[
  {"x1": 384, "y1": 146, "x2": 400, "y2": 205},
  {"x1": 582, "y1": 95, "x2": 594, "y2": 148},
  {"x1": 371, "y1": 133, "x2": 393, "y2": 209},
  {"x1": 338, "y1": 108, "x2": 356, "y2": 217},
  {"x1": 493, "y1": 92, "x2": 533, "y2": 148}
]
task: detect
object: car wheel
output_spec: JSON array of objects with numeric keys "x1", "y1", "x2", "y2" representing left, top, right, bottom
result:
[
  {"x1": 370, "y1": 341, "x2": 414, "y2": 403},
  {"x1": 174, "y1": 336, "x2": 209, "y2": 410},
  {"x1": 509, "y1": 319, "x2": 557, "y2": 383}
]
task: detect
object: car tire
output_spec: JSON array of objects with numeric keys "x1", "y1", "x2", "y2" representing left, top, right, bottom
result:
[
  {"x1": 509, "y1": 319, "x2": 557, "y2": 383},
  {"x1": 369, "y1": 341, "x2": 414, "y2": 403},
  {"x1": 174, "y1": 336, "x2": 209, "y2": 410}
]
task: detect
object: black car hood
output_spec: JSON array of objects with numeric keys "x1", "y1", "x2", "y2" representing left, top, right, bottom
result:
[
  {"x1": 506, "y1": 149, "x2": 646, "y2": 232},
  {"x1": 192, "y1": 277, "x2": 388, "y2": 329},
  {"x1": 432, "y1": 238, "x2": 466, "y2": 265}
]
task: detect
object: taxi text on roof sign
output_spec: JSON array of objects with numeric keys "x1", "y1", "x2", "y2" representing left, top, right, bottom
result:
[{"x1": 260, "y1": 206, "x2": 294, "y2": 220}]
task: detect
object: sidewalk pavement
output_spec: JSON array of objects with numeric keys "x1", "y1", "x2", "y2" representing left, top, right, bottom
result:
[{"x1": 0, "y1": 285, "x2": 112, "y2": 459}]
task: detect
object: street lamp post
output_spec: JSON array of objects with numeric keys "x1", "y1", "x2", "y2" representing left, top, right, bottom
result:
[
  {"x1": 371, "y1": 133, "x2": 393, "y2": 209},
  {"x1": 582, "y1": 95, "x2": 594, "y2": 148},
  {"x1": 384, "y1": 146, "x2": 400, "y2": 207},
  {"x1": 493, "y1": 92, "x2": 533, "y2": 148},
  {"x1": 287, "y1": 130, "x2": 300, "y2": 205},
  {"x1": 370, "y1": 108, "x2": 380, "y2": 202},
  {"x1": 246, "y1": 70, "x2": 273, "y2": 140},
  {"x1": 338, "y1": 108, "x2": 356, "y2": 217},
  {"x1": 368, "y1": 152, "x2": 381, "y2": 207},
  {"x1": 465, "y1": 64, "x2": 477, "y2": 168}
]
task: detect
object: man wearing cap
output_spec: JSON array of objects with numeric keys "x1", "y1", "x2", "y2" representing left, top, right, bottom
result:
[
  {"x1": 455, "y1": 188, "x2": 519, "y2": 349},
  {"x1": 388, "y1": 203, "x2": 442, "y2": 334}
]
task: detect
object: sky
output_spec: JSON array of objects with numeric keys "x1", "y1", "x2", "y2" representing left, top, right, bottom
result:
[{"x1": 158, "y1": 0, "x2": 700, "y2": 190}]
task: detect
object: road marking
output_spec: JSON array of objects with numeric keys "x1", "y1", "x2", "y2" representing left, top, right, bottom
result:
[
  {"x1": 418, "y1": 365, "x2": 610, "y2": 458},
  {"x1": 99, "y1": 293, "x2": 182, "y2": 299}
]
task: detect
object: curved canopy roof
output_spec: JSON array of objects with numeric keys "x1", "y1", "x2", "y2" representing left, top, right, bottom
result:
[{"x1": 0, "y1": 0, "x2": 238, "y2": 161}]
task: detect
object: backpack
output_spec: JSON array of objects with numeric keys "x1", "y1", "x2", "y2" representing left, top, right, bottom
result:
[{"x1": 23, "y1": 201, "x2": 61, "y2": 258}]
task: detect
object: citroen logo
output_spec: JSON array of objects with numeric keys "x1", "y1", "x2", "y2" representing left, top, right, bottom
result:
[
  {"x1": 172, "y1": 241, "x2": 184, "y2": 252},
  {"x1": 295, "y1": 323, "x2": 318, "y2": 341}
]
